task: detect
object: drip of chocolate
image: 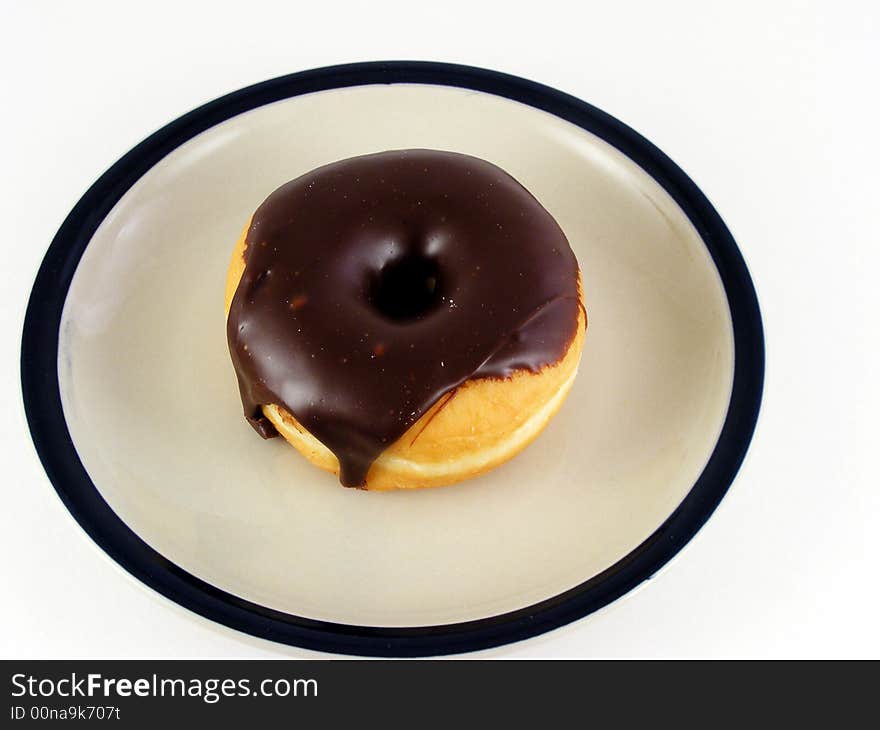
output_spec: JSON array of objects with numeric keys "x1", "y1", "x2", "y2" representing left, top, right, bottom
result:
[{"x1": 227, "y1": 150, "x2": 580, "y2": 487}]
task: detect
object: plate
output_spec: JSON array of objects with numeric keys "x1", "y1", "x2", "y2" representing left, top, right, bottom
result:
[{"x1": 21, "y1": 62, "x2": 763, "y2": 656}]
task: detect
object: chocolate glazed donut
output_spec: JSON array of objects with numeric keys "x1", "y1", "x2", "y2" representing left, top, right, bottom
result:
[{"x1": 227, "y1": 149, "x2": 582, "y2": 487}]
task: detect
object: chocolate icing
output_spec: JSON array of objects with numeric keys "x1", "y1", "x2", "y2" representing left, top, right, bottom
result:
[{"x1": 227, "y1": 150, "x2": 580, "y2": 487}]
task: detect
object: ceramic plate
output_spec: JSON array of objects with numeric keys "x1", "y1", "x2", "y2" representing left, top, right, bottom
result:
[{"x1": 21, "y1": 62, "x2": 763, "y2": 656}]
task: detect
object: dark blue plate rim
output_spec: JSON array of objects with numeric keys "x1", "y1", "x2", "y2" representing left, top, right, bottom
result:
[{"x1": 20, "y1": 61, "x2": 764, "y2": 657}]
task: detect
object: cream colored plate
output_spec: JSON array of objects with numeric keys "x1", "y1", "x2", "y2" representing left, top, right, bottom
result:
[{"x1": 56, "y1": 82, "x2": 734, "y2": 630}]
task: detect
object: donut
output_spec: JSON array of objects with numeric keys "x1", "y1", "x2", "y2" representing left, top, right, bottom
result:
[{"x1": 225, "y1": 149, "x2": 586, "y2": 490}]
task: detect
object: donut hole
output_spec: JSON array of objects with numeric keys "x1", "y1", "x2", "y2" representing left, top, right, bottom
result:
[{"x1": 368, "y1": 253, "x2": 443, "y2": 322}]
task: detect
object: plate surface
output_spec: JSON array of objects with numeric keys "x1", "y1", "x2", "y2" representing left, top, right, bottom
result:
[{"x1": 22, "y1": 62, "x2": 763, "y2": 655}]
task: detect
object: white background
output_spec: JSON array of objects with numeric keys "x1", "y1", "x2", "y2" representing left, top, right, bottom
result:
[{"x1": 1, "y1": 0, "x2": 877, "y2": 658}]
